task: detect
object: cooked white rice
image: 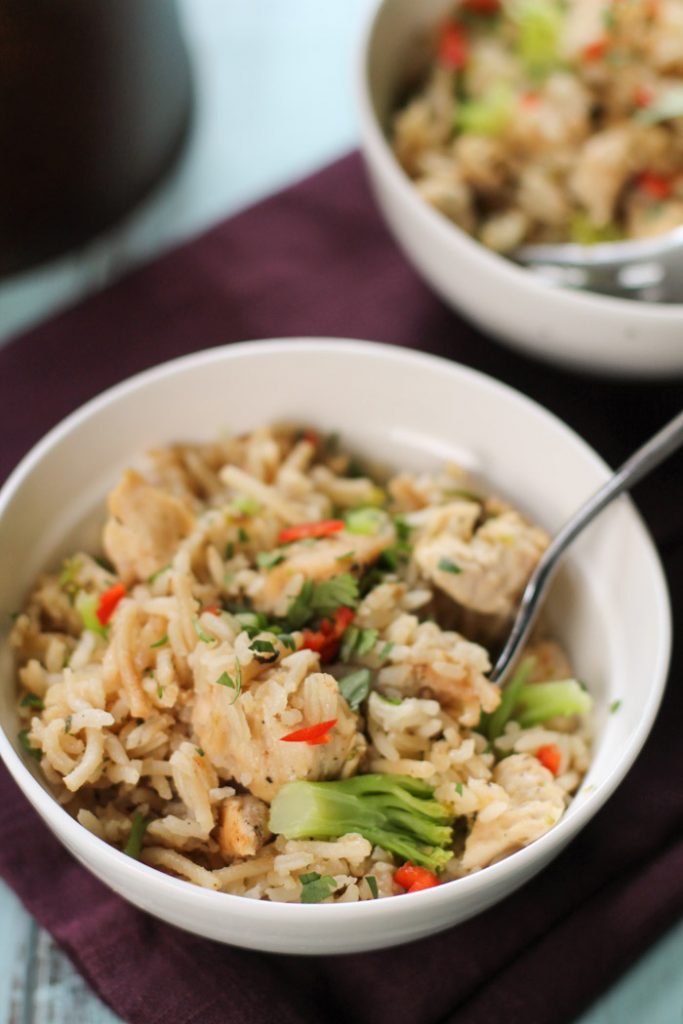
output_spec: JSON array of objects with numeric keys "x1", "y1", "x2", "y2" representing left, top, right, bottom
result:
[{"x1": 13, "y1": 426, "x2": 591, "y2": 902}]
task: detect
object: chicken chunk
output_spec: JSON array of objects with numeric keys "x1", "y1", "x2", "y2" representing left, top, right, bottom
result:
[
  {"x1": 414, "y1": 510, "x2": 548, "y2": 618},
  {"x1": 253, "y1": 522, "x2": 395, "y2": 617},
  {"x1": 570, "y1": 125, "x2": 636, "y2": 227},
  {"x1": 103, "y1": 470, "x2": 194, "y2": 584},
  {"x1": 191, "y1": 648, "x2": 365, "y2": 802},
  {"x1": 460, "y1": 754, "x2": 565, "y2": 872},
  {"x1": 218, "y1": 794, "x2": 271, "y2": 858}
]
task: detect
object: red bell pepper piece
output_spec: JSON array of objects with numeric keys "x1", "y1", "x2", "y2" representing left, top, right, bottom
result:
[
  {"x1": 536, "y1": 743, "x2": 562, "y2": 776},
  {"x1": 394, "y1": 862, "x2": 440, "y2": 893}
]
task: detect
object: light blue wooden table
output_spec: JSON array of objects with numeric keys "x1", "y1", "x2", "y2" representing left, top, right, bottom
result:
[{"x1": 1, "y1": 2, "x2": 683, "y2": 1020}]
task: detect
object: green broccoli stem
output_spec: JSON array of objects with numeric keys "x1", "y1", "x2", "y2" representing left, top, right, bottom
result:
[
  {"x1": 515, "y1": 679, "x2": 592, "y2": 727},
  {"x1": 269, "y1": 774, "x2": 455, "y2": 871},
  {"x1": 483, "y1": 656, "x2": 536, "y2": 741}
]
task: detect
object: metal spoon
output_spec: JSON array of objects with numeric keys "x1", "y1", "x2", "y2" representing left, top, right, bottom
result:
[
  {"x1": 515, "y1": 226, "x2": 683, "y2": 303},
  {"x1": 490, "y1": 407, "x2": 683, "y2": 685}
]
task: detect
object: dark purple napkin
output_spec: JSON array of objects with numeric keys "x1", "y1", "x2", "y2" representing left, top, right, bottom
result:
[{"x1": 2, "y1": 152, "x2": 683, "y2": 1024}]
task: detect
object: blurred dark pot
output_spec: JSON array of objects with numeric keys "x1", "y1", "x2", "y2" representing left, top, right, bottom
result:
[{"x1": 0, "y1": 0, "x2": 192, "y2": 277}]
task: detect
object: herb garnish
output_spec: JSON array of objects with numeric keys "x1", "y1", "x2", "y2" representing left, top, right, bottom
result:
[
  {"x1": 379, "y1": 641, "x2": 394, "y2": 662},
  {"x1": 256, "y1": 550, "x2": 285, "y2": 570},
  {"x1": 345, "y1": 507, "x2": 387, "y2": 536},
  {"x1": 147, "y1": 564, "x2": 171, "y2": 584},
  {"x1": 437, "y1": 557, "x2": 463, "y2": 575},
  {"x1": 20, "y1": 693, "x2": 44, "y2": 710},
  {"x1": 338, "y1": 668, "x2": 371, "y2": 710},
  {"x1": 215, "y1": 661, "x2": 242, "y2": 704},
  {"x1": 192, "y1": 618, "x2": 216, "y2": 643},
  {"x1": 18, "y1": 730, "x2": 41, "y2": 760},
  {"x1": 64, "y1": 715, "x2": 73, "y2": 734},
  {"x1": 150, "y1": 633, "x2": 169, "y2": 649},
  {"x1": 285, "y1": 574, "x2": 359, "y2": 630},
  {"x1": 609, "y1": 699, "x2": 622, "y2": 714},
  {"x1": 124, "y1": 812, "x2": 151, "y2": 859},
  {"x1": 238, "y1": 527, "x2": 250, "y2": 543},
  {"x1": 299, "y1": 872, "x2": 337, "y2": 904},
  {"x1": 455, "y1": 782, "x2": 464, "y2": 797},
  {"x1": 231, "y1": 495, "x2": 261, "y2": 516},
  {"x1": 250, "y1": 639, "x2": 278, "y2": 664},
  {"x1": 225, "y1": 541, "x2": 235, "y2": 560},
  {"x1": 366, "y1": 876, "x2": 379, "y2": 900}
]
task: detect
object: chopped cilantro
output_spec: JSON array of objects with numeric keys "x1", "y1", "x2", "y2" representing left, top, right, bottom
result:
[
  {"x1": 225, "y1": 541, "x2": 235, "y2": 560},
  {"x1": 610, "y1": 699, "x2": 622, "y2": 714},
  {"x1": 123, "y1": 812, "x2": 151, "y2": 859},
  {"x1": 238, "y1": 527, "x2": 250, "y2": 543},
  {"x1": 256, "y1": 550, "x2": 285, "y2": 570},
  {"x1": 147, "y1": 564, "x2": 171, "y2": 584},
  {"x1": 366, "y1": 876, "x2": 379, "y2": 900},
  {"x1": 285, "y1": 574, "x2": 359, "y2": 630},
  {"x1": 336, "y1": 550, "x2": 356, "y2": 562},
  {"x1": 196, "y1": 747, "x2": 205, "y2": 757},
  {"x1": 437, "y1": 557, "x2": 463, "y2": 575},
  {"x1": 324, "y1": 432, "x2": 340, "y2": 453},
  {"x1": 75, "y1": 591, "x2": 109, "y2": 639},
  {"x1": 18, "y1": 730, "x2": 41, "y2": 760},
  {"x1": 379, "y1": 641, "x2": 394, "y2": 662},
  {"x1": 279, "y1": 634, "x2": 297, "y2": 652},
  {"x1": 394, "y1": 516, "x2": 411, "y2": 542},
  {"x1": 340, "y1": 626, "x2": 360, "y2": 662},
  {"x1": 192, "y1": 618, "x2": 216, "y2": 643},
  {"x1": 299, "y1": 871, "x2": 337, "y2": 904},
  {"x1": 355, "y1": 628, "x2": 379, "y2": 657},
  {"x1": 378, "y1": 693, "x2": 402, "y2": 706},
  {"x1": 150, "y1": 633, "x2": 169, "y2": 649},
  {"x1": 20, "y1": 693, "x2": 44, "y2": 710},
  {"x1": 215, "y1": 662, "x2": 242, "y2": 703},
  {"x1": 64, "y1": 715, "x2": 73, "y2": 734},
  {"x1": 455, "y1": 782, "x2": 464, "y2": 797},
  {"x1": 338, "y1": 668, "x2": 371, "y2": 710},
  {"x1": 250, "y1": 638, "x2": 278, "y2": 663},
  {"x1": 156, "y1": 683, "x2": 165, "y2": 700},
  {"x1": 310, "y1": 575, "x2": 359, "y2": 617}
]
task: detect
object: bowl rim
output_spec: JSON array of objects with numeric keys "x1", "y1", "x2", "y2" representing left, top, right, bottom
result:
[
  {"x1": 0, "y1": 336, "x2": 672, "y2": 926},
  {"x1": 356, "y1": 0, "x2": 683, "y2": 317}
]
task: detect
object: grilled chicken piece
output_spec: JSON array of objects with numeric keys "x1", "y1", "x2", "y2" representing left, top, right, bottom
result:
[
  {"x1": 414, "y1": 509, "x2": 548, "y2": 619},
  {"x1": 460, "y1": 754, "x2": 565, "y2": 873},
  {"x1": 218, "y1": 794, "x2": 271, "y2": 858},
  {"x1": 191, "y1": 648, "x2": 365, "y2": 803},
  {"x1": 103, "y1": 470, "x2": 194, "y2": 584},
  {"x1": 253, "y1": 524, "x2": 395, "y2": 617}
]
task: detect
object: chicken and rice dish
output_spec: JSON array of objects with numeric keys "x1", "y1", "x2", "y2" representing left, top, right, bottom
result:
[
  {"x1": 13, "y1": 427, "x2": 592, "y2": 902},
  {"x1": 392, "y1": 0, "x2": 683, "y2": 252}
]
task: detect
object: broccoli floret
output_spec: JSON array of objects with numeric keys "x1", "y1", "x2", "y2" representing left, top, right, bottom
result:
[
  {"x1": 269, "y1": 774, "x2": 455, "y2": 871},
  {"x1": 482, "y1": 657, "x2": 593, "y2": 740},
  {"x1": 514, "y1": 679, "x2": 592, "y2": 728}
]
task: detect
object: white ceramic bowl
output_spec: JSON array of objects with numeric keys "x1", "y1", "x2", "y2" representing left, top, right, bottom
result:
[
  {"x1": 0, "y1": 339, "x2": 671, "y2": 954},
  {"x1": 357, "y1": 0, "x2": 683, "y2": 378}
]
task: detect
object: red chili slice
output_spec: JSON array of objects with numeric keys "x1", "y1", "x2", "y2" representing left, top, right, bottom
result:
[
  {"x1": 301, "y1": 606, "x2": 356, "y2": 663},
  {"x1": 438, "y1": 22, "x2": 469, "y2": 71},
  {"x1": 582, "y1": 38, "x2": 608, "y2": 61},
  {"x1": 280, "y1": 719, "x2": 338, "y2": 744},
  {"x1": 96, "y1": 583, "x2": 126, "y2": 626},
  {"x1": 278, "y1": 519, "x2": 345, "y2": 544},
  {"x1": 462, "y1": 0, "x2": 500, "y2": 11},
  {"x1": 636, "y1": 171, "x2": 674, "y2": 200}
]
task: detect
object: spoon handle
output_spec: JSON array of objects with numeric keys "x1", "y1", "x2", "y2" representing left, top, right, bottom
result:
[{"x1": 490, "y1": 408, "x2": 683, "y2": 683}]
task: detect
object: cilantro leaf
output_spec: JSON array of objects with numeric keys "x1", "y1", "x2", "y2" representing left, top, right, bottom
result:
[
  {"x1": 215, "y1": 662, "x2": 242, "y2": 704},
  {"x1": 20, "y1": 693, "x2": 44, "y2": 710},
  {"x1": 250, "y1": 638, "x2": 278, "y2": 663},
  {"x1": 256, "y1": 550, "x2": 285, "y2": 570},
  {"x1": 338, "y1": 668, "x2": 371, "y2": 710},
  {"x1": 437, "y1": 557, "x2": 463, "y2": 575},
  {"x1": 299, "y1": 871, "x2": 338, "y2": 904},
  {"x1": 124, "y1": 812, "x2": 151, "y2": 859},
  {"x1": 309, "y1": 574, "x2": 359, "y2": 617},
  {"x1": 192, "y1": 618, "x2": 216, "y2": 643},
  {"x1": 355, "y1": 628, "x2": 379, "y2": 657},
  {"x1": 18, "y1": 730, "x2": 41, "y2": 760}
]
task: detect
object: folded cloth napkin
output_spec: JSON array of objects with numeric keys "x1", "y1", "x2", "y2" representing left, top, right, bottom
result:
[{"x1": 1, "y1": 152, "x2": 683, "y2": 1024}]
